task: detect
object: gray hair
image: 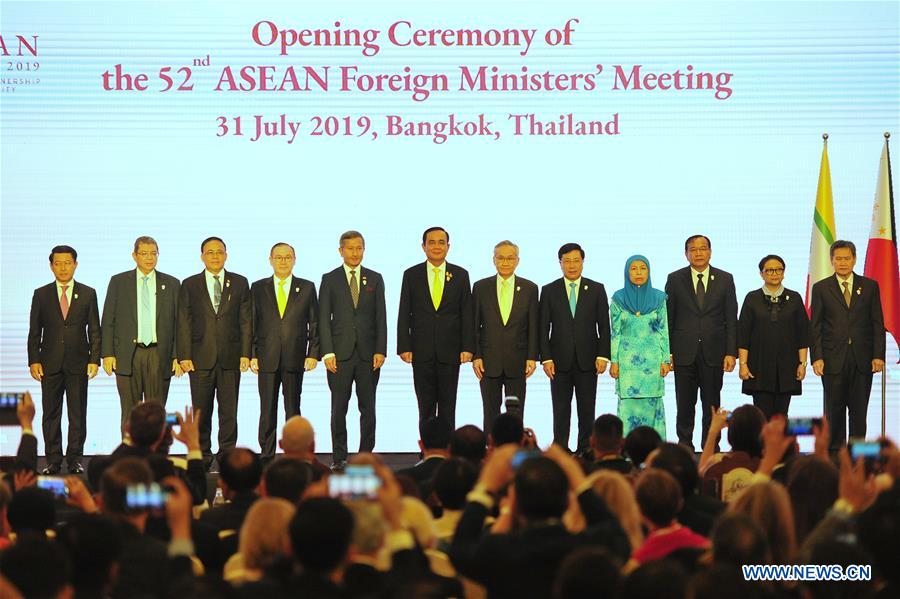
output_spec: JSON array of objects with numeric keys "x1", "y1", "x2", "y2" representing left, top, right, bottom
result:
[
  {"x1": 494, "y1": 240, "x2": 519, "y2": 254},
  {"x1": 133, "y1": 236, "x2": 158, "y2": 253}
]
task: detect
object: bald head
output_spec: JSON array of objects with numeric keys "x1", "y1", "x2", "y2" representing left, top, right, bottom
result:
[{"x1": 280, "y1": 416, "x2": 315, "y2": 458}]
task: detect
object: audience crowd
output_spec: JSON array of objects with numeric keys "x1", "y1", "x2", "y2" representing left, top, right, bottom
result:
[{"x1": 1, "y1": 393, "x2": 898, "y2": 599}]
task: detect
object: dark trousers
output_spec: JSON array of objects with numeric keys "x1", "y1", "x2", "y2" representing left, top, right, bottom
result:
[
  {"x1": 674, "y1": 344, "x2": 724, "y2": 450},
  {"x1": 258, "y1": 366, "x2": 303, "y2": 459},
  {"x1": 752, "y1": 392, "x2": 791, "y2": 420},
  {"x1": 823, "y1": 355, "x2": 873, "y2": 450},
  {"x1": 550, "y1": 367, "x2": 598, "y2": 452},
  {"x1": 479, "y1": 373, "x2": 526, "y2": 434},
  {"x1": 41, "y1": 371, "x2": 88, "y2": 466},
  {"x1": 412, "y1": 359, "x2": 461, "y2": 436},
  {"x1": 327, "y1": 349, "x2": 379, "y2": 463},
  {"x1": 115, "y1": 345, "x2": 171, "y2": 435},
  {"x1": 188, "y1": 365, "x2": 240, "y2": 465}
]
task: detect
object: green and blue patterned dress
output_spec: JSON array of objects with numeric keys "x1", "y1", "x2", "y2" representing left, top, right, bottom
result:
[{"x1": 610, "y1": 300, "x2": 670, "y2": 438}]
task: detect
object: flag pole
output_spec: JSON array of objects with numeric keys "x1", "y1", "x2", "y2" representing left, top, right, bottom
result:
[{"x1": 882, "y1": 130, "x2": 890, "y2": 437}]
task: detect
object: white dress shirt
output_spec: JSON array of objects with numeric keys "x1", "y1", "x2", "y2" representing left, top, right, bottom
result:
[
  {"x1": 136, "y1": 269, "x2": 158, "y2": 343},
  {"x1": 205, "y1": 269, "x2": 226, "y2": 308},
  {"x1": 55, "y1": 279, "x2": 74, "y2": 306},
  {"x1": 690, "y1": 266, "x2": 711, "y2": 292}
]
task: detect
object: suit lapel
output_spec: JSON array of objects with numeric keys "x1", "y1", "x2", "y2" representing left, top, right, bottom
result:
[
  {"x1": 682, "y1": 269, "x2": 701, "y2": 311},
  {"x1": 128, "y1": 270, "x2": 140, "y2": 326},
  {"x1": 489, "y1": 277, "x2": 504, "y2": 324},
  {"x1": 199, "y1": 272, "x2": 216, "y2": 316},
  {"x1": 421, "y1": 264, "x2": 437, "y2": 312},
  {"x1": 829, "y1": 276, "x2": 850, "y2": 311},
  {"x1": 154, "y1": 273, "x2": 164, "y2": 326}
]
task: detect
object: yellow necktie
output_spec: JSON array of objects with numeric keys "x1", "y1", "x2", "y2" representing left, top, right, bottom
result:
[
  {"x1": 500, "y1": 279, "x2": 512, "y2": 325},
  {"x1": 277, "y1": 279, "x2": 287, "y2": 317},
  {"x1": 432, "y1": 267, "x2": 443, "y2": 310}
]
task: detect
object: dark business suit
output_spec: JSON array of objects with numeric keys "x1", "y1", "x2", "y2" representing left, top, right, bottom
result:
[
  {"x1": 540, "y1": 277, "x2": 611, "y2": 452},
  {"x1": 176, "y1": 270, "x2": 251, "y2": 464},
  {"x1": 319, "y1": 265, "x2": 387, "y2": 463},
  {"x1": 738, "y1": 288, "x2": 810, "y2": 419},
  {"x1": 397, "y1": 262, "x2": 474, "y2": 434},
  {"x1": 473, "y1": 275, "x2": 539, "y2": 433},
  {"x1": 810, "y1": 273, "x2": 885, "y2": 449},
  {"x1": 101, "y1": 269, "x2": 180, "y2": 431},
  {"x1": 27, "y1": 281, "x2": 100, "y2": 467},
  {"x1": 665, "y1": 266, "x2": 737, "y2": 449},
  {"x1": 251, "y1": 275, "x2": 320, "y2": 460}
]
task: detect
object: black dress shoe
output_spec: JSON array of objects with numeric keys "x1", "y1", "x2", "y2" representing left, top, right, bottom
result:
[
  {"x1": 330, "y1": 460, "x2": 347, "y2": 472},
  {"x1": 41, "y1": 463, "x2": 61, "y2": 475},
  {"x1": 68, "y1": 462, "x2": 85, "y2": 474}
]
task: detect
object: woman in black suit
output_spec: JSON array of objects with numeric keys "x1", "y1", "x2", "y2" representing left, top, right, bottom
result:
[{"x1": 737, "y1": 255, "x2": 810, "y2": 419}]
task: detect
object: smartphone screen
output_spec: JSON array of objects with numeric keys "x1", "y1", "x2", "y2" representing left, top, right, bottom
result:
[
  {"x1": 0, "y1": 393, "x2": 24, "y2": 425},
  {"x1": 165, "y1": 413, "x2": 178, "y2": 425},
  {"x1": 511, "y1": 449, "x2": 541, "y2": 470},
  {"x1": 37, "y1": 476, "x2": 68, "y2": 498},
  {"x1": 785, "y1": 417, "x2": 822, "y2": 436},
  {"x1": 850, "y1": 441, "x2": 882, "y2": 460},
  {"x1": 328, "y1": 465, "x2": 381, "y2": 500},
  {"x1": 125, "y1": 482, "x2": 167, "y2": 509}
]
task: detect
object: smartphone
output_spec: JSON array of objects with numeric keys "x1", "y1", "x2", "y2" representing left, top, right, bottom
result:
[
  {"x1": 328, "y1": 465, "x2": 381, "y2": 501},
  {"x1": 785, "y1": 417, "x2": 822, "y2": 436},
  {"x1": 0, "y1": 392, "x2": 25, "y2": 425},
  {"x1": 37, "y1": 475, "x2": 68, "y2": 499},
  {"x1": 849, "y1": 441, "x2": 883, "y2": 461},
  {"x1": 125, "y1": 482, "x2": 168, "y2": 510},
  {"x1": 165, "y1": 412, "x2": 179, "y2": 425},
  {"x1": 511, "y1": 449, "x2": 541, "y2": 470}
]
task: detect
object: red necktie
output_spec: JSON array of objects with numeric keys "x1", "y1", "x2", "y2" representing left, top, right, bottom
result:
[{"x1": 60, "y1": 285, "x2": 70, "y2": 320}]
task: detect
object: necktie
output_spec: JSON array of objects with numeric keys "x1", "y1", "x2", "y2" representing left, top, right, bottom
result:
[
  {"x1": 349, "y1": 270, "x2": 359, "y2": 308},
  {"x1": 842, "y1": 281, "x2": 851, "y2": 307},
  {"x1": 213, "y1": 275, "x2": 222, "y2": 313},
  {"x1": 569, "y1": 282, "x2": 577, "y2": 317},
  {"x1": 140, "y1": 276, "x2": 153, "y2": 343},
  {"x1": 432, "y1": 267, "x2": 443, "y2": 310},
  {"x1": 500, "y1": 279, "x2": 512, "y2": 325},
  {"x1": 60, "y1": 284, "x2": 70, "y2": 320},
  {"x1": 696, "y1": 273, "x2": 706, "y2": 309},
  {"x1": 277, "y1": 279, "x2": 287, "y2": 318}
]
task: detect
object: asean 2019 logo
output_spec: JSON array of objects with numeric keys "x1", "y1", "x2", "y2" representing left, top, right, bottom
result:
[{"x1": 1, "y1": 34, "x2": 40, "y2": 92}]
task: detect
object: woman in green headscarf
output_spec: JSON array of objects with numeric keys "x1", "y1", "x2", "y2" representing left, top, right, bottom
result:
[{"x1": 610, "y1": 255, "x2": 671, "y2": 438}]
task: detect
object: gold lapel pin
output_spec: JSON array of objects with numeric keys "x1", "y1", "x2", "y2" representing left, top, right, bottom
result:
[
  {"x1": 856, "y1": 288, "x2": 861, "y2": 295},
  {"x1": 295, "y1": 287, "x2": 300, "y2": 293},
  {"x1": 73, "y1": 293, "x2": 78, "y2": 300},
  {"x1": 225, "y1": 280, "x2": 231, "y2": 288},
  {"x1": 583, "y1": 285, "x2": 588, "y2": 290},
  {"x1": 516, "y1": 286, "x2": 521, "y2": 292},
  {"x1": 161, "y1": 284, "x2": 166, "y2": 290}
]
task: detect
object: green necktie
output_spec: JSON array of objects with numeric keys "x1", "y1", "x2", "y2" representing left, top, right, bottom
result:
[
  {"x1": 277, "y1": 279, "x2": 287, "y2": 317},
  {"x1": 500, "y1": 279, "x2": 512, "y2": 325},
  {"x1": 569, "y1": 281, "x2": 577, "y2": 317},
  {"x1": 432, "y1": 267, "x2": 443, "y2": 310}
]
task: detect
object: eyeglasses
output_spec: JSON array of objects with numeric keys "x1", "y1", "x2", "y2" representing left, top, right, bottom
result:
[
  {"x1": 271, "y1": 256, "x2": 294, "y2": 262},
  {"x1": 204, "y1": 250, "x2": 225, "y2": 257},
  {"x1": 136, "y1": 251, "x2": 158, "y2": 258},
  {"x1": 763, "y1": 268, "x2": 785, "y2": 275}
]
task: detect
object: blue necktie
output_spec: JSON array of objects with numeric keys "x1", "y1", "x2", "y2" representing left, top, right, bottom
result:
[
  {"x1": 569, "y1": 282, "x2": 577, "y2": 316},
  {"x1": 140, "y1": 276, "x2": 153, "y2": 343}
]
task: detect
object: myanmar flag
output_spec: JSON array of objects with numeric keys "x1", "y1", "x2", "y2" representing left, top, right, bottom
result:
[
  {"x1": 806, "y1": 139, "x2": 837, "y2": 313},
  {"x1": 864, "y1": 136, "x2": 900, "y2": 352}
]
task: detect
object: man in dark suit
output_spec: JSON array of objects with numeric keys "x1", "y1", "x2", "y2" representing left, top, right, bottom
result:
[
  {"x1": 811, "y1": 240, "x2": 885, "y2": 450},
  {"x1": 472, "y1": 240, "x2": 539, "y2": 433},
  {"x1": 27, "y1": 245, "x2": 100, "y2": 474},
  {"x1": 449, "y1": 445, "x2": 630, "y2": 598},
  {"x1": 540, "y1": 243, "x2": 610, "y2": 453},
  {"x1": 397, "y1": 227, "x2": 474, "y2": 434},
  {"x1": 319, "y1": 231, "x2": 387, "y2": 470},
  {"x1": 250, "y1": 242, "x2": 320, "y2": 463},
  {"x1": 396, "y1": 417, "x2": 450, "y2": 498},
  {"x1": 177, "y1": 237, "x2": 251, "y2": 470},
  {"x1": 101, "y1": 236, "x2": 182, "y2": 435},
  {"x1": 665, "y1": 235, "x2": 738, "y2": 449}
]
